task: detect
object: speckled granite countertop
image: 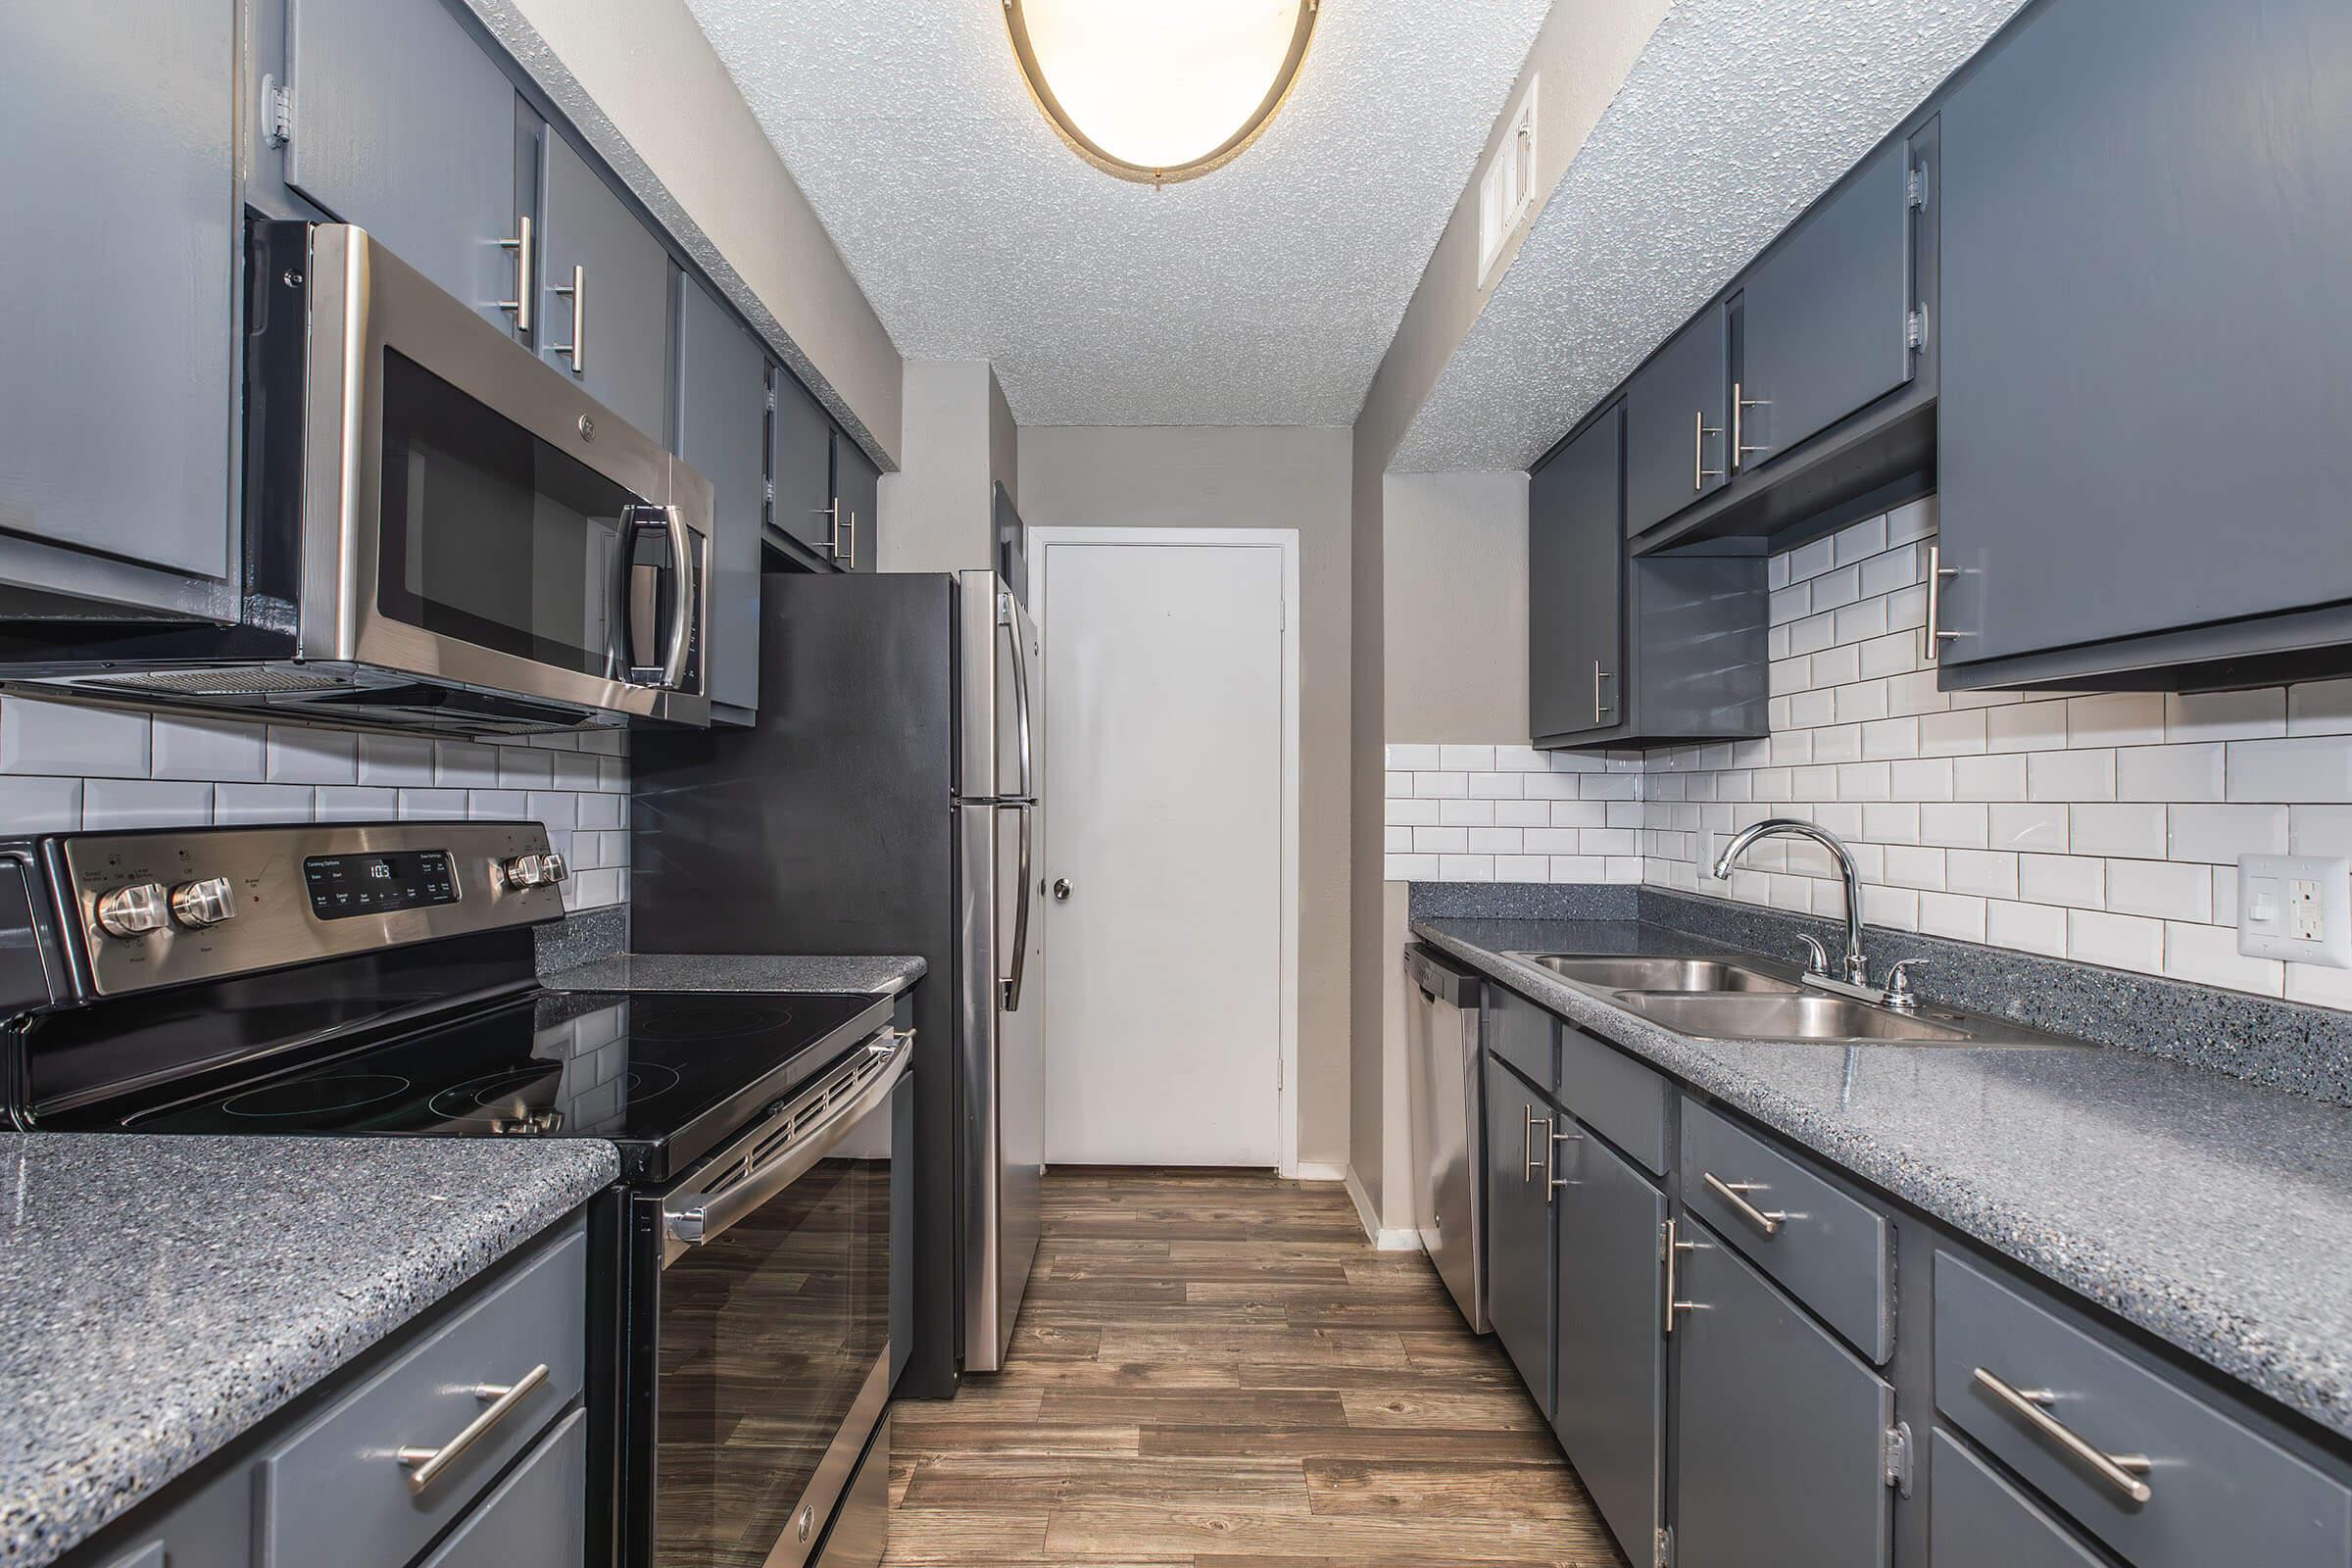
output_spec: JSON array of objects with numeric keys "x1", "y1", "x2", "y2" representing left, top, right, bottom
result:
[
  {"x1": 0, "y1": 1135, "x2": 617, "y2": 1568},
  {"x1": 541, "y1": 953, "x2": 926, "y2": 996},
  {"x1": 1414, "y1": 917, "x2": 2352, "y2": 1443}
]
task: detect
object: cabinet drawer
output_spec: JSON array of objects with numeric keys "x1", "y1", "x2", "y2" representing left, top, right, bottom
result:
[
  {"x1": 1929, "y1": 1428, "x2": 2103, "y2": 1568},
  {"x1": 259, "y1": 1224, "x2": 588, "y2": 1568},
  {"x1": 1934, "y1": 1251, "x2": 2351, "y2": 1568},
  {"x1": 416, "y1": 1408, "x2": 588, "y2": 1568},
  {"x1": 1486, "y1": 986, "x2": 1556, "y2": 1095},
  {"x1": 1680, "y1": 1098, "x2": 1888, "y2": 1361},
  {"x1": 1557, "y1": 1023, "x2": 1667, "y2": 1175}
]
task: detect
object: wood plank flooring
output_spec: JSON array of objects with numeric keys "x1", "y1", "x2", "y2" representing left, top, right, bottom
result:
[{"x1": 884, "y1": 1169, "x2": 1627, "y2": 1568}]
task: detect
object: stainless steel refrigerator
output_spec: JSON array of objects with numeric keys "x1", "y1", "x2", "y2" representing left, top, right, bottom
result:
[{"x1": 629, "y1": 569, "x2": 1044, "y2": 1396}]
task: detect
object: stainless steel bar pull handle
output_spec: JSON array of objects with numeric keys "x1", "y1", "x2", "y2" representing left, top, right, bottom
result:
[
  {"x1": 1693, "y1": 409, "x2": 1726, "y2": 490},
  {"x1": 1593, "y1": 662, "x2": 1613, "y2": 719},
  {"x1": 1547, "y1": 1121, "x2": 1582, "y2": 1194},
  {"x1": 841, "y1": 508, "x2": 858, "y2": 569},
  {"x1": 497, "y1": 216, "x2": 532, "y2": 332},
  {"x1": 550, "y1": 263, "x2": 585, "y2": 372},
  {"x1": 396, "y1": 1363, "x2": 550, "y2": 1493},
  {"x1": 1522, "y1": 1105, "x2": 1544, "y2": 1182},
  {"x1": 1702, "y1": 1171, "x2": 1786, "y2": 1238},
  {"x1": 1924, "y1": 543, "x2": 1964, "y2": 663},
  {"x1": 1002, "y1": 803, "x2": 1034, "y2": 1010},
  {"x1": 1972, "y1": 1367, "x2": 2154, "y2": 1503},
  {"x1": 1663, "y1": 1218, "x2": 1703, "y2": 1334},
  {"x1": 1734, "y1": 381, "x2": 1770, "y2": 467}
]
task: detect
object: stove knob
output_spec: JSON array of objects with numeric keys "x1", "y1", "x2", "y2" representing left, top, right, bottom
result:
[
  {"x1": 94, "y1": 882, "x2": 170, "y2": 939},
  {"x1": 170, "y1": 876, "x2": 236, "y2": 929},
  {"x1": 499, "y1": 852, "x2": 568, "y2": 890}
]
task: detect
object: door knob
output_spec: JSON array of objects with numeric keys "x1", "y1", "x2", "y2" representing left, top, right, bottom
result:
[{"x1": 1052, "y1": 878, "x2": 1072, "y2": 902}]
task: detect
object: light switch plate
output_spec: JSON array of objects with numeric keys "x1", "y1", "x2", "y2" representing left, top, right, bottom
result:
[{"x1": 2238, "y1": 854, "x2": 2352, "y2": 967}]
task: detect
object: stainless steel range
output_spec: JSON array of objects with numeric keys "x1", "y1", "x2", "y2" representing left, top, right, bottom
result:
[{"x1": 0, "y1": 820, "x2": 906, "y2": 1568}]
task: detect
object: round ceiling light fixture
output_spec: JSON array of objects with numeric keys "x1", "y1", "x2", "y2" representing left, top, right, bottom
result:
[{"x1": 1004, "y1": 0, "x2": 1320, "y2": 185}]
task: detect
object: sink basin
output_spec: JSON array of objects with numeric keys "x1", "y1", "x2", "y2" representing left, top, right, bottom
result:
[
  {"x1": 1614, "y1": 992, "x2": 1978, "y2": 1044},
  {"x1": 1507, "y1": 955, "x2": 1802, "y2": 994}
]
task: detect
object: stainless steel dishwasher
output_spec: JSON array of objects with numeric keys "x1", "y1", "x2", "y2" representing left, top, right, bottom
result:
[{"x1": 1403, "y1": 943, "x2": 1489, "y2": 1334}]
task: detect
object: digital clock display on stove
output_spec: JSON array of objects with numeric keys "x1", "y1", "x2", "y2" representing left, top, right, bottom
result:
[{"x1": 303, "y1": 850, "x2": 459, "y2": 920}]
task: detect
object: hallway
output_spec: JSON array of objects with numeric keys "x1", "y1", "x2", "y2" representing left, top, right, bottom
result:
[{"x1": 884, "y1": 1169, "x2": 1625, "y2": 1566}]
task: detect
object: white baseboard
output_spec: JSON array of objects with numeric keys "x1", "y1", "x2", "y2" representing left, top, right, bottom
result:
[
  {"x1": 1288, "y1": 1160, "x2": 1348, "y2": 1183},
  {"x1": 1343, "y1": 1165, "x2": 1423, "y2": 1251}
]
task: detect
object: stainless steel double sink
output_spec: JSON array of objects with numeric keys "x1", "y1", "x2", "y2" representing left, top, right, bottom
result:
[{"x1": 1503, "y1": 953, "x2": 2088, "y2": 1049}]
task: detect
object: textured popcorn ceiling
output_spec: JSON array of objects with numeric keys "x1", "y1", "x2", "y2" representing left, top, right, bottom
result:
[
  {"x1": 1392, "y1": 0, "x2": 2033, "y2": 472},
  {"x1": 683, "y1": 0, "x2": 1549, "y2": 426}
]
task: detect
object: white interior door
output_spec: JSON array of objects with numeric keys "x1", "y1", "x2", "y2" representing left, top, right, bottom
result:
[{"x1": 1039, "y1": 537, "x2": 1287, "y2": 1167}]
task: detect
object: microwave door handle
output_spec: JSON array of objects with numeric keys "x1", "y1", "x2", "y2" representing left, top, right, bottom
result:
[
  {"x1": 607, "y1": 517, "x2": 640, "y2": 683},
  {"x1": 661, "y1": 505, "x2": 695, "y2": 690},
  {"x1": 662, "y1": 1032, "x2": 913, "y2": 1255},
  {"x1": 1002, "y1": 802, "x2": 1033, "y2": 1011}
]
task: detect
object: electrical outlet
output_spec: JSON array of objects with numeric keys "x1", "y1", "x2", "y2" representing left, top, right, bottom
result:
[{"x1": 2238, "y1": 854, "x2": 2352, "y2": 967}]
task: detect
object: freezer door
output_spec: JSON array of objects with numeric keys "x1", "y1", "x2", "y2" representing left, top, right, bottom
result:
[
  {"x1": 957, "y1": 571, "x2": 1036, "y2": 802},
  {"x1": 959, "y1": 800, "x2": 1045, "y2": 1372}
]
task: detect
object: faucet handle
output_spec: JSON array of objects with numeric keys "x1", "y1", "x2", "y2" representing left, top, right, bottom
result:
[
  {"x1": 1882, "y1": 959, "x2": 1928, "y2": 1010},
  {"x1": 1797, "y1": 934, "x2": 1831, "y2": 976}
]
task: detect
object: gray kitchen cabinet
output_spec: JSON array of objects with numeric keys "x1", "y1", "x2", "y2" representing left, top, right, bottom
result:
[
  {"x1": 538, "y1": 131, "x2": 671, "y2": 442},
  {"x1": 1737, "y1": 140, "x2": 1918, "y2": 473},
  {"x1": 284, "y1": 0, "x2": 521, "y2": 335},
  {"x1": 1935, "y1": 0, "x2": 2352, "y2": 679},
  {"x1": 0, "y1": 0, "x2": 237, "y2": 616},
  {"x1": 1935, "y1": 1250, "x2": 2352, "y2": 1568},
  {"x1": 1487, "y1": 986, "x2": 1557, "y2": 1096},
  {"x1": 85, "y1": 1456, "x2": 252, "y2": 1568},
  {"x1": 1671, "y1": 1218, "x2": 1893, "y2": 1568},
  {"x1": 673, "y1": 271, "x2": 766, "y2": 717},
  {"x1": 1528, "y1": 406, "x2": 1624, "y2": 744},
  {"x1": 1484, "y1": 1052, "x2": 1554, "y2": 1414},
  {"x1": 769, "y1": 368, "x2": 839, "y2": 558},
  {"x1": 1622, "y1": 305, "x2": 1729, "y2": 539},
  {"x1": 832, "y1": 433, "x2": 881, "y2": 574},
  {"x1": 415, "y1": 1409, "x2": 587, "y2": 1568},
  {"x1": 1929, "y1": 1428, "x2": 2105, "y2": 1568},
  {"x1": 1549, "y1": 1124, "x2": 1665, "y2": 1564}
]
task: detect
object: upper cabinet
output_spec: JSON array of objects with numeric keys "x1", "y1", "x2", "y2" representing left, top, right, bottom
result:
[
  {"x1": 0, "y1": 0, "x2": 238, "y2": 617},
  {"x1": 831, "y1": 434, "x2": 880, "y2": 574},
  {"x1": 1932, "y1": 0, "x2": 2352, "y2": 686},
  {"x1": 284, "y1": 0, "x2": 521, "y2": 336},
  {"x1": 768, "y1": 368, "x2": 838, "y2": 558},
  {"x1": 1529, "y1": 409, "x2": 1624, "y2": 744},
  {"x1": 673, "y1": 272, "x2": 767, "y2": 718},
  {"x1": 1737, "y1": 141, "x2": 1919, "y2": 471},
  {"x1": 537, "y1": 132, "x2": 671, "y2": 442},
  {"x1": 1623, "y1": 306, "x2": 1730, "y2": 538}
]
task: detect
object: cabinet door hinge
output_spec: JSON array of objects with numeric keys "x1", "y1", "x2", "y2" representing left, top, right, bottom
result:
[
  {"x1": 1906, "y1": 165, "x2": 1929, "y2": 210},
  {"x1": 261, "y1": 74, "x2": 294, "y2": 148},
  {"x1": 1905, "y1": 306, "x2": 1930, "y2": 353},
  {"x1": 1883, "y1": 1421, "x2": 1915, "y2": 1497},
  {"x1": 1653, "y1": 1525, "x2": 1673, "y2": 1568}
]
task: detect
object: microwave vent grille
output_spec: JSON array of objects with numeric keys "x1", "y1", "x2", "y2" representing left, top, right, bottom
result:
[{"x1": 81, "y1": 667, "x2": 353, "y2": 697}]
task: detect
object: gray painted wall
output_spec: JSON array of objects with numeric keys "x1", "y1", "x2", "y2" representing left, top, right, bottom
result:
[
  {"x1": 1016, "y1": 426, "x2": 1353, "y2": 1172},
  {"x1": 879, "y1": 362, "x2": 1017, "y2": 574}
]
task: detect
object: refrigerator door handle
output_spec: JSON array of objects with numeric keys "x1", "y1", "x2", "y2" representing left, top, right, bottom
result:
[
  {"x1": 1002, "y1": 592, "x2": 1035, "y2": 802},
  {"x1": 1001, "y1": 802, "x2": 1034, "y2": 1011}
]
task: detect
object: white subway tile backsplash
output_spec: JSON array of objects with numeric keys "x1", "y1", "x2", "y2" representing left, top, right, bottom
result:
[
  {"x1": 83, "y1": 779, "x2": 212, "y2": 829},
  {"x1": 1439, "y1": 799, "x2": 1494, "y2": 827},
  {"x1": 0, "y1": 776, "x2": 82, "y2": 832},
  {"x1": 358, "y1": 734, "x2": 438, "y2": 787},
  {"x1": 151, "y1": 716, "x2": 265, "y2": 783},
  {"x1": 1389, "y1": 506, "x2": 2350, "y2": 1012},
  {"x1": 267, "y1": 726, "x2": 358, "y2": 785},
  {"x1": 434, "y1": 742, "x2": 501, "y2": 788},
  {"x1": 214, "y1": 783, "x2": 314, "y2": 825},
  {"x1": 313, "y1": 786, "x2": 397, "y2": 822},
  {"x1": 1, "y1": 700, "x2": 149, "y2": 778}
]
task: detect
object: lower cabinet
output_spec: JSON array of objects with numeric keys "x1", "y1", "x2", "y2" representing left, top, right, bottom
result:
[
  {"x1": 416, "y1": 1408, "x2": 588, "y2": 1568},
  {"x1": 1483, "y1": 1051, "x2": 1554, "y2": 1414},
  {"x1": 1929, "y1": 1427, "x2": 2105, "y2": 1568},
  {"x1": 1549, "y1": 1124, "x2": 1666, "y2": 1562},
  {"x1": 1670, "y1": 1219, "x2": 1894, "y2": 1568}
]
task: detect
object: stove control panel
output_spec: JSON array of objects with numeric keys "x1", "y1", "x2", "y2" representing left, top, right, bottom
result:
[{"x1": 51, "y1": 820, "x2": 565, "y2": 999}]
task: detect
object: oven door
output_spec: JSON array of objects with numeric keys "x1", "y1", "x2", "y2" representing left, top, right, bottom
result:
[
  {"x1": 292, "y1": 223, "x2": 710, "y2": 725},
  {"x1": 627, "y1": 1031, "x2": 910, "y2": 1568}
]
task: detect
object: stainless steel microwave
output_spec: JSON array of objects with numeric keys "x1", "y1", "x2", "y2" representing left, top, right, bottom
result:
[{"x1": 0, "y1": 221, "x2": 710, "y2": 734}]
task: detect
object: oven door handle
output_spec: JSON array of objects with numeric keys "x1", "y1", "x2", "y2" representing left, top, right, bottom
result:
[{"x1": 662, "y1": 1031, "x2": 912, "y2": 1253}]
